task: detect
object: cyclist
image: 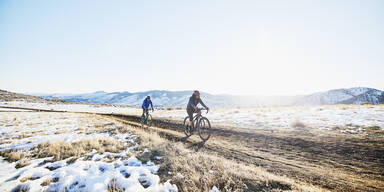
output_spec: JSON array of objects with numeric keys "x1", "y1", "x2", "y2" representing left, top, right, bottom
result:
[
  {"x1": 142, "y1": 96, "x2": 154, "y2": 119},
  {"x1": 186, "y1": 90, "x2": 209, "y2": 128}
]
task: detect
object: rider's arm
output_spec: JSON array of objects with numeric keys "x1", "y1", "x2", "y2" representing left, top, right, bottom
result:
[
  {"x1": 198, "y1": 99, "x2": 209, "y2": 109},
  {"x1": 150, "y1": 100, "x2": 154, "y2": 110}
]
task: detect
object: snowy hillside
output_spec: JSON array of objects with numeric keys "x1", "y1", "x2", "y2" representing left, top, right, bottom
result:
[
  {"x1": 0, "y1": 89, "x2": 47, "y2": 103},
  {"x1": 40, "y1": 90, "x2": 200, "y2": 107},
  {"x1": 35, "y1": 87, "x2": 384, "y2": 107},
  {"x1": 296, "y1": 87, "x2": 384, "y2": 105},
  {"x1": 36, "y1": 90, "x2": 301, "y2": 107}
]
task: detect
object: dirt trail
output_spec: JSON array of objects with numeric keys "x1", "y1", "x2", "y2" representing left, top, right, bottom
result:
[{"x1": 105, "y1": 113, "x2": 384, "y2": 192}]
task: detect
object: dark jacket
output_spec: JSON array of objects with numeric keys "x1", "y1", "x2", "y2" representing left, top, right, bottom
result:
[{"x1": 187, "y1": 96, "x2": 207, "y2": 110}]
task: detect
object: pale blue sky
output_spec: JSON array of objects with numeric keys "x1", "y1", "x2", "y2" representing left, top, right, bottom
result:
[{"x1": 0, "y1": 0, "x2": 383, "y2": 95}]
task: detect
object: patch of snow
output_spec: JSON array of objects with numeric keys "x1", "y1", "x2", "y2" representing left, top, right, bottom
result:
[{"x1": 210, "y1": 186, "x2": 220, "y2": 192}]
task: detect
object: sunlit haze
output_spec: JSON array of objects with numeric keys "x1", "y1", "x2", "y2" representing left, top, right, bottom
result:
[{"x1": 1, "y1": 0, "x2": 383, "y2": 95}]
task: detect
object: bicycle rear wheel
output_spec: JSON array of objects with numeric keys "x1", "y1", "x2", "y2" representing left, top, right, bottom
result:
[
  {"x1": 183, "y1": 116, "x2": 192, "y2": 137},
  {"x1": 198, "y1": 117, "x2": 211, "y2": 141}
]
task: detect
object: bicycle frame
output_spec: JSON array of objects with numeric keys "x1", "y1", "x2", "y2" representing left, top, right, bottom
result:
[
  {"x1": 144, "y1": 110, "x2": 150, "y2": 120},
  {"x1": 192, "y1": 108, "x2": 207, "y2": 126},
  {"x1": 142, "y1": 108, "x2": 151, "y2": 122}
]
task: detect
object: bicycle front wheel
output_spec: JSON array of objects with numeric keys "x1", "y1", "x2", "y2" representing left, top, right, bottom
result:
[
  {"x1": 198, "y1": 117, "x2": 211, "y2": 141},
  {"x1": 147, "y1": 114, "x2": 152, "y2": 127},
  {"x1": 140, "y1": 115, "x2": 145, "y2": 127}
]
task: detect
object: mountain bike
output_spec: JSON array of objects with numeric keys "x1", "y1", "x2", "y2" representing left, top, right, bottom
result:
[
  {"x1": 141, "y1": 109, "x2": 152, "y2": 127},
  {"x1": 183, "y1": 108, "x2": 211, "y2": 141}
]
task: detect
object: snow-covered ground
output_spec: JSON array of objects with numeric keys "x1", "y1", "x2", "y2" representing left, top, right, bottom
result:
[
  {"x1": 0, "y1": 112, "x2": 177, "y2": 192},
  {"x1": 155, "y1": 105, "x2": 384, "y2": 132},
  {"x1": 1, "y1": 101, "x2": 384, "y2": 133},
  {"x1": 0, "y1": 101, "x2": 141, "y2": 115}
]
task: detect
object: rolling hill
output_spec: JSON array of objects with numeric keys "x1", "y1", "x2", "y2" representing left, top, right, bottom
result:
[
  {"x1": 33, "y1": 87, "x2": 384, "y2": 107},
  {"x1": 295, "y1": 87, "x2": 384, "y2": 105}
]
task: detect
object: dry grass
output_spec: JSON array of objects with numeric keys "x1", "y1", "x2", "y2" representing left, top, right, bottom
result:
[
  {"x1": 15, "y1": 158, "x2": 31, "y2": 169},
  {"x1": 40, "y1": 177, "x2": 59, "y2": 186},
  {"x1": 34, "y1": 138, "x2": 126, "y2": 161},
  {"x1": 162, "y1": 144, "x2": 248, "y2": 191},
  {"x1": 10, "y1": 183, "x2": 30, "y2": 192},
  {"x1": 340, "y1": 106, "x2": 349, "y2": 110},
  {"x1": 66, "y1": 157, "x2": 78, "y2": 164},
  {"x1": 364, "y1": 125, "x2": 381, "y2": 131},
  {"x1": 107, "y1": 178, "x2": 125, "y2": 192},
  {"x1": 361, "y1": 125, "x2": 384, "y2": 138},
  {"x1": 160, "y1": 143, "x2": 308, "y2": 191},
  {"x1": 1, "y1": 113, "x2": 134, "y2": 168},
  {"x1": 125, "y1": 126, "x2": 321, "y2": 192},
  {"x1": 15, "y1": 132, "x2": 34, "y2": 139},
  {"x1": 291, "y1": 118, "x2": 307, "y2": 128},
  {"x1": 0, "y1": 150, "x2": 26, "y2": 162},
  {"x1": 20, "y1": 176, "x2": 40, "y2": 182},
  {"x1": 0, "y1": 140, "x2": 11, "y2": 145}
]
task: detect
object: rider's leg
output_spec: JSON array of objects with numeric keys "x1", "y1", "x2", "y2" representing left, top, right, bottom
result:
[
  {"x1": 187, "y1": 108, "x2": 194, "y2": 127},
  {"x1": 145, "y1": 109, "x2": 149, "y2": 121},
  {"x1": 142, "y1": 108, "x2": 145, "y2": 118}
]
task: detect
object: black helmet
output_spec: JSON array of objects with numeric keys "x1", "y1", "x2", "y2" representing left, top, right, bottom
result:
[{"x1": 146, "y1": 96, "x2": 150, "y2": 99}]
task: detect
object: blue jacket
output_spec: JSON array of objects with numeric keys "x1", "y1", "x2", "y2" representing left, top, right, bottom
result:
[{"x1": 142, "y1": 99, "x2": 154, "y2": 110}]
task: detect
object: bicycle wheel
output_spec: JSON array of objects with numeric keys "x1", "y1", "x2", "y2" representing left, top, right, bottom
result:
[
  {"x1": 147, "y1": 114, "x2": 152, "y2": 127},
  {"x1": 140, "y1": 115, "x2": 145, "y2": 127},
  {"x1": 198, "y1": 117, "x2": 211, "y2": 141},
  {"x1": 183, "y1": 116, "x2": 192, "y2": 137}
]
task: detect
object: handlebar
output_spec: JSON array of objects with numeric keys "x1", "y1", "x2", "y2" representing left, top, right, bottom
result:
[{"x1": 196, "y1": 108, "x2": 209, "y2": 114}]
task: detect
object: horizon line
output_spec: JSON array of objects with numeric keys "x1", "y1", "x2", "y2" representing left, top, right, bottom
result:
[{"x1": 19, "y1": 86, "x2": 382, "y2": 97}]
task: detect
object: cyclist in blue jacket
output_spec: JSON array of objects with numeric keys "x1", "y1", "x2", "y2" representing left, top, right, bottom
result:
[{"x1": 142, "y1": 96, "x2": 154, "y2": 118}]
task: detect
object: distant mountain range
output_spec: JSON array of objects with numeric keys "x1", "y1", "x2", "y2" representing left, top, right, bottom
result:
[
  {"x1": 33, "y1": 87, "x2": 384, "y2": 107},
  {"x1": 295, "y1": 87, "x2": 384, "y2": 105}
]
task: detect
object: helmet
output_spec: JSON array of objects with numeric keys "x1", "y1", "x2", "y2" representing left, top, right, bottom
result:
[
  {"x1": 146, "y1": 96, "x2": 150, "y2": 99},
  {"x1": 193, "y1": 90, "x2": 200, "y2": 96}
]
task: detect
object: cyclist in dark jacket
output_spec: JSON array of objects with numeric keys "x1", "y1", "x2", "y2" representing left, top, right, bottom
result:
[
  {"x1": 186, "y1": 90, "x2": 209, "y2": 128},
  {"x1": 142, "y1": 96, "x2": 154, "y2": 117}
]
